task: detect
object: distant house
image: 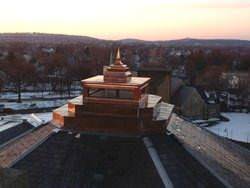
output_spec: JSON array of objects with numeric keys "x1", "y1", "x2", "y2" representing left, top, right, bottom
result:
[
  {"x1": 0, "y1": 51, "x2": 8, "y2": 60},
  {"x1": 173, "y1": 86, "x2": 220, "y2": 120},
  {"x1": 218, "y1": 90, "x2": 249, "y2": 112},
  {"x1": 220, "y1": 72, "x2": 249, "y2": 91},
  {"x1": 23, "y1": 53, "x2": 32, "y2": 62},
  {"x1": 196, "y1": 88, "x2": 220, "y2": 119},
  {"x1": 137, "y1": 67, "x2": 171, "y2": 102},
  {"x1": 172, "y1": 65, "x2": 187, "y2": 80},
  {"x1": 220, "y1": 72, "x2": 250, "y2": 111},
  {"x1": 41, "y1": 48, "x2": 55, "y2": 54}
]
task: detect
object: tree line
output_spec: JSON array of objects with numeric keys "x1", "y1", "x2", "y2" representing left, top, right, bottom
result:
[
  {"x1": 0, "y1": 42, "x2": 249, "y2": 102},
  {"x1": 0, "y1": 43, "x2": 110, "y2": 102}
]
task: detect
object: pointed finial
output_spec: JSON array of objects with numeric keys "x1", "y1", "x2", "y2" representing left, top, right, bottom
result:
[
  {"x1": 114, "y1": 48, "x2": 123, "y2": 65},
  {"x1": 116, "y1": 48, "x2": 120, "y2": 60}
]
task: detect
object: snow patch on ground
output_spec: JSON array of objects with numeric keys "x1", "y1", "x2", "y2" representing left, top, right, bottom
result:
[{"x1": 206, "y1": 113, "x2": 250, "y2": 143}]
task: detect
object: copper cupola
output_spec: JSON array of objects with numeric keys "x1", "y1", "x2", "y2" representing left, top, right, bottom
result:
[{"x1": 104, "y1": 48, "x2": 132, "y2": 83}]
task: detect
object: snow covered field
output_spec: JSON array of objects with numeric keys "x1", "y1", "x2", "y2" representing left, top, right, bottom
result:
[
  {"x1": 1, "y1": 99, "x2": 68, "y2": 110},
  {"x1": 0, "y1": 90, "x2": 81, "y2": 100},
  {"x1": 206, "y1": 113, "x2": 250, "y2": 143},
  {"x1": 0, "y1": 90, "x2": 81, "y2": 110}
]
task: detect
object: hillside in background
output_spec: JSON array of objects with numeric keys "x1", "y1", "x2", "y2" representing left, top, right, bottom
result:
[
  {"x1": 1, "y1": 33, "x2": 250, "y2": 47},
  {"x1": 160, "y1": 38, "x2": 250, "y2": 47},
  {"x1": 0, "y1": 33, "x2": 111, "y2": 45}
]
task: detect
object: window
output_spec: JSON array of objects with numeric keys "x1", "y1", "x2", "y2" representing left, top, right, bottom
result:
[{"x1": 88, "y1": 88, "x2": 133, "y2": 100}]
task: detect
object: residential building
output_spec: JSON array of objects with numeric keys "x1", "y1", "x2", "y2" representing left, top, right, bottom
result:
[{"x1": 173, "y1": 86, "x2": 220, "y2": 120}]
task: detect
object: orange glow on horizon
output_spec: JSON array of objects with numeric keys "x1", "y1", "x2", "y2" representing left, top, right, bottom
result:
[{"x1": 0, "y1": 0, "x2": 250, "y2": 40}]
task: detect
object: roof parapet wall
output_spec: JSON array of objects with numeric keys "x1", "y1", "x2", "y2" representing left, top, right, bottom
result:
[{"x1": 168, "y1": 114, "x2": 250, "y2": 188}]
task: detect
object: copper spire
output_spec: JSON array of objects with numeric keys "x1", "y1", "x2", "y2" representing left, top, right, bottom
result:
[
  {"x1": 114, "y1": 48, "x2": 123, "y2": 65},
  {"x1": 104, "y1": 48, "x2": 132, "y2": 83},
  {"x1": 116, "y1": 48, "x2": 120, "y2": 59}
]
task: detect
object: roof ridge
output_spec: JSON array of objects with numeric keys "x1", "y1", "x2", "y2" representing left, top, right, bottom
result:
[{"x1": 0, "y1": 124, "x2": 55, "y2": 168}]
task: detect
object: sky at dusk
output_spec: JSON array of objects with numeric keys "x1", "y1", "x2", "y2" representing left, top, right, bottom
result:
[{"x1": 0, "y1": 0, "x2": 250, "y2": 40}]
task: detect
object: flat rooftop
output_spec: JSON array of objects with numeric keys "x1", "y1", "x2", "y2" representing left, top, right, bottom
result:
[
  {"x1": 13, "y1": 132, "x2": 164, "y2": 188},
  {"x1": 12, "y1": 131, "x2": 225, "y2": 188},
  {"x1": 82, "y1": 75, "x2": 150, "y2": 87},
  {"x1": 150, "y1": 135, "x2": 225, "y2": 188}
]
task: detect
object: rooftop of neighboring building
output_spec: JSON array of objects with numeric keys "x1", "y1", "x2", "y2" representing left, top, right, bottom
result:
[
  {"x1": 172, "y1": 86, "x2": 199, "y2": 107},
  {"x1": 0, "y1": 122, "x2": 33, "y2": 147},
  {"x1": 196, "y1": 87, "x2": 220, "y2": 105},
  {"x1": 10, "y1": 130, "x2": 225, "y2": 188}
]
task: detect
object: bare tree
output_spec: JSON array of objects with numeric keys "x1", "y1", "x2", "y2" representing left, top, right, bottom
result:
[{"x1": 2, "y1": 52, "x2": 36, "y2": 102}]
